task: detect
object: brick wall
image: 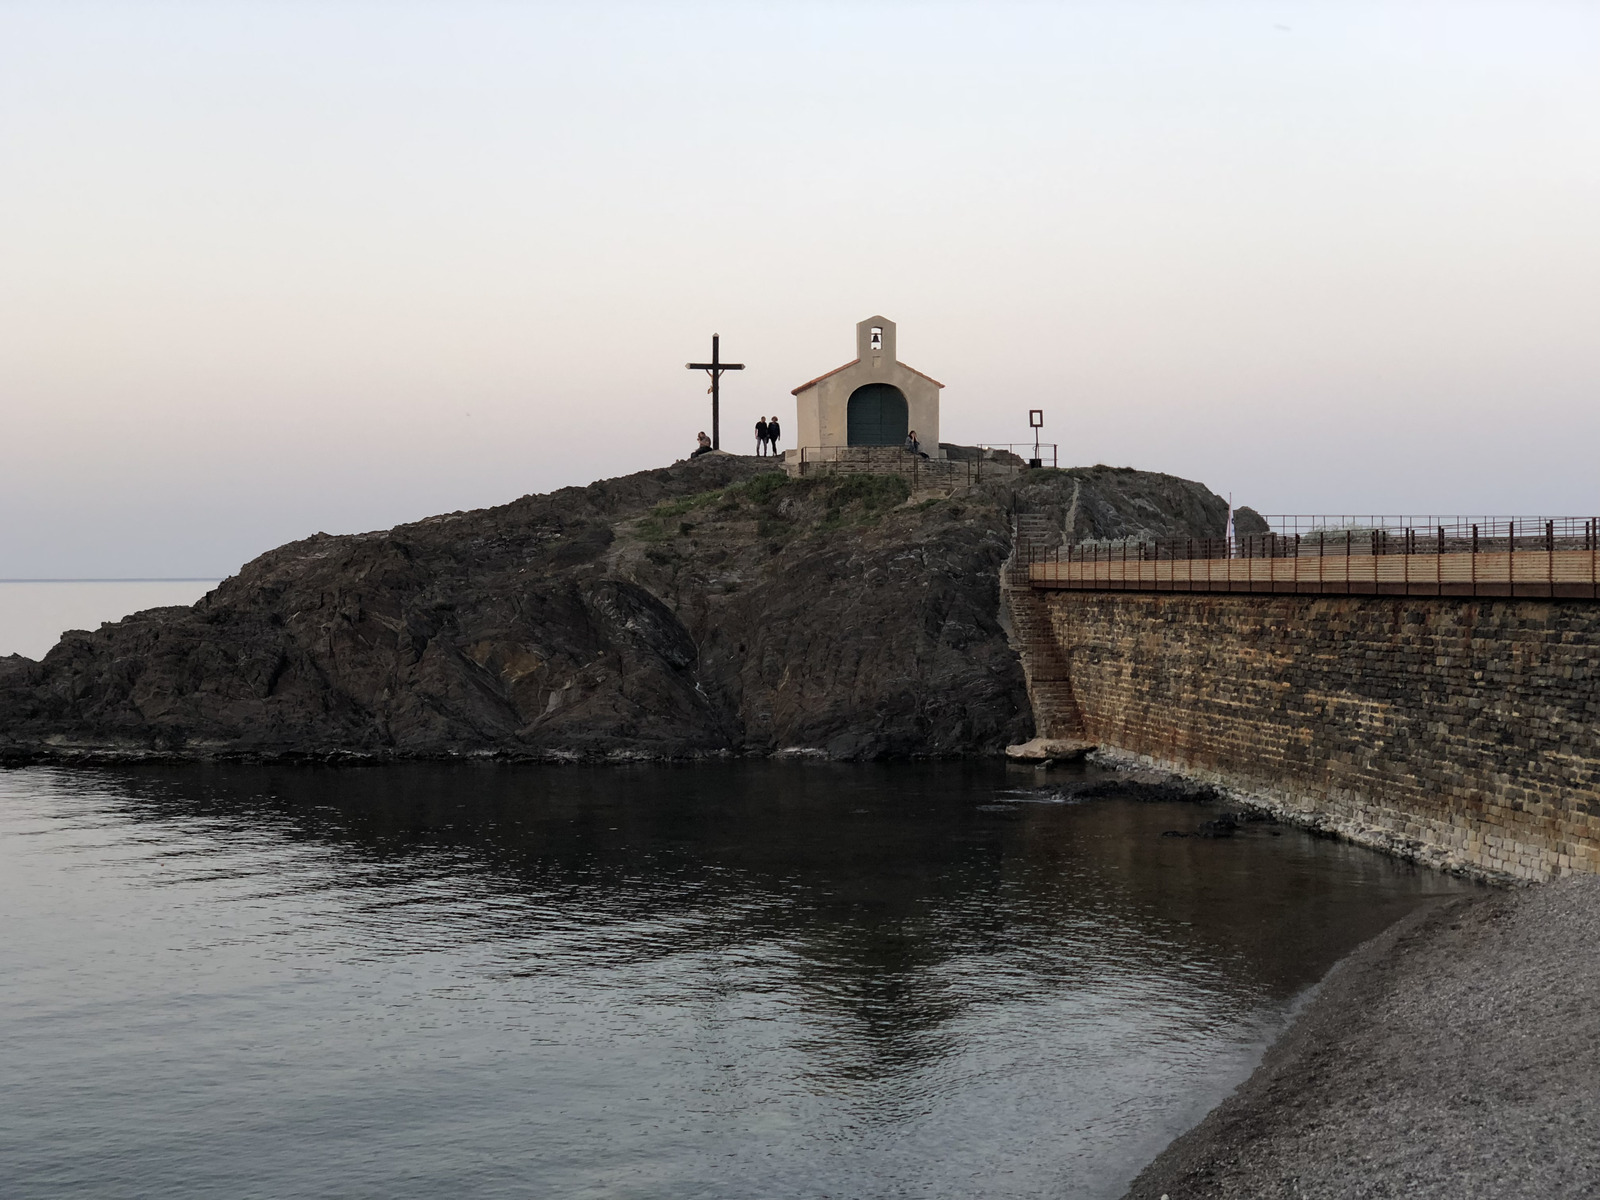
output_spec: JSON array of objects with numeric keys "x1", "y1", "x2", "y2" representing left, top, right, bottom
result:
[{"x1": 1036, "y1": 592, "x2": 1600, "y2": 880}]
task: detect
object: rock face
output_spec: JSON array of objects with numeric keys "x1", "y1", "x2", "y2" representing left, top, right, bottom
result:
[
  {"x1": 1231, "y1": 505, "x2": 1270, "y2": 538},
  {"x1": 1013, "y1": 465, "x2": 1232, "y2": 548},
  {"x1": 0, "y1": 457, "x2": 1227, "y2": 762}
]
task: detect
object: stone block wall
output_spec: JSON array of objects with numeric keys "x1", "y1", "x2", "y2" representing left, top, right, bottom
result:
[
  {"x1": 1037, "y1": 592, "x2": 1600, "y2": 880},
  {"x1": 784, "y1": 447, "x2": 1023, "y2": 491}
]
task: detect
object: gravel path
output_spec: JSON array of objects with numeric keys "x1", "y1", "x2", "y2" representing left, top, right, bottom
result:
[{"x1": 1123, "y1": 877, "x2": 1600, "y2": 1199}]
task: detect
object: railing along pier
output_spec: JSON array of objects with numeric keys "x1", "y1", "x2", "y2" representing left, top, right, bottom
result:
[{"x1": 1025, "y1": 516, "x2": 1600, "y2": 600}]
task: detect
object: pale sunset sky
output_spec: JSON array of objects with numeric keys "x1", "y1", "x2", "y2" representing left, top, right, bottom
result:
[{"x1": 2, "y1": 1, "x2": 1597, "y2": 578}]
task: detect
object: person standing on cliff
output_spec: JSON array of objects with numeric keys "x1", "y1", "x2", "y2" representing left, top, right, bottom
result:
[
  {"x1": 766, "y1": 415, "x2": 781, "y2": 457},
  {"x1": 754, "y1": 417, "x2": 769, "y2": 457}
]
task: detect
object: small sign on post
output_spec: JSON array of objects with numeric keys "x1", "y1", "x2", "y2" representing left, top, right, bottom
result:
[{"x1": 1028, "y1": 409, "x2": 1044, "y2": 469}]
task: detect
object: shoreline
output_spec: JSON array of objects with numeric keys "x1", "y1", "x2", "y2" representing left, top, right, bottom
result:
[
  {"x1": 0, "y1": 745, "x2": 1029, "y2": 768},
  {"x1": 1121, "y1": 875, "x2": 1600, "y2": 1199},
  {"x1": 1082, "y1": 747, "x2": 1528, "y2": 886}
]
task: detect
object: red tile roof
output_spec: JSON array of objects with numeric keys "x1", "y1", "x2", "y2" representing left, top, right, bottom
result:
[
  {"x1": 791, "y1": 360, "x2": 857, "y2": 395},
  {"x1": 791, "y1": 360, "x2": 945, "y2": 396}
]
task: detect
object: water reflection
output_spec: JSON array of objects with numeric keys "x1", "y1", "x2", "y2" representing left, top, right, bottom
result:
[{"x1": 0, "y1": 761, "x2": 1476, "y2": 1199}]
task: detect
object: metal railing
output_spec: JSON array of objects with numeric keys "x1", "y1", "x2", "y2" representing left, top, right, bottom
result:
[
  {"x1": 1233, "y1": 517, "x2": 1600, "y2": 558},
  {"x1": 1021, "y1": 516, "x2": 1600, "y2": 599},
  {"x1": 977, "y1": 443, "x2": 1059, "y2": 468},
  {"x1": 1245, "y1": 514, "x2": 1593, "y2": 543}
]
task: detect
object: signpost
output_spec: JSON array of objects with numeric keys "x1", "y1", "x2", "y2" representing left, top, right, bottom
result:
[
  {"x1": 1028, "y1": 409, "x2": 1044, "y2": 469},
  {"x1": 686, "y1": 334, "x2": 744, "y2": 451}
]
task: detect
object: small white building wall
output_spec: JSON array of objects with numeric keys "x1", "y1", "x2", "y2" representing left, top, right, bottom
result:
[
  {"x1": 806, "y1": 366, "x2": 942, "y2": 455},
  {"x1": 794, "y1": 388, "x2": 824, "y2": 451}
]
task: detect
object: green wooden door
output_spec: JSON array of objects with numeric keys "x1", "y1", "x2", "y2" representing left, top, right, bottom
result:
[{"x1": 846, "y1": 384, "x2": 909, "y2": 446}]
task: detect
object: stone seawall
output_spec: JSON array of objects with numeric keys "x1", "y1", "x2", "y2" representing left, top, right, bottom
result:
[{"x1": 1035, "y1": 592, "x2": 1600, "y2": 880}]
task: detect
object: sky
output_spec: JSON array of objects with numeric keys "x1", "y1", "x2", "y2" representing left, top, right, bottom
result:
[{"x1": 2, "y1": 1, "x2": 1598, "y2": 578}]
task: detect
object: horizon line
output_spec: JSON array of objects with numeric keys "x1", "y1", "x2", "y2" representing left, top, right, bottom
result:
[{"x1": 0, "y1": 577, "x2": 224, "y2": 584}]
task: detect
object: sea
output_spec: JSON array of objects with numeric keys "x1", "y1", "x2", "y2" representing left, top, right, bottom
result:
[{"x1": 0, "y1": 583, "x2": 1478, "y2": 1199}]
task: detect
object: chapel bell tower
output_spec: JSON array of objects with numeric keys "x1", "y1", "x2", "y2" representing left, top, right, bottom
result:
[{"x1": 858, "y1": 317, "x2": 897, "y2": 366}]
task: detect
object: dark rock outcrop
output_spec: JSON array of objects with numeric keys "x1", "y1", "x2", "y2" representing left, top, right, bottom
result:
[
  {"x1": 1231, "y1": 505, "x2": 1270, "y2": 537},
  {"x1": 1016, "y1": 464, "x2": 1231, "y2": 548},
  {"x1": 0, "y1": 456, "x2": 1226, "y2": 762}
]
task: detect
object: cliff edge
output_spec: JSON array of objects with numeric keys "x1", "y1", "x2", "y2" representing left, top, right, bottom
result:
[{"x1": 0, "y1": 456, "x2": 1225, "y2": 762}]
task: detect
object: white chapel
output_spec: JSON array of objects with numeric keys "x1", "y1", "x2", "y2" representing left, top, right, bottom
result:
[{"x1": 788, "y1": 316, "x2": 945, "y2": 461}]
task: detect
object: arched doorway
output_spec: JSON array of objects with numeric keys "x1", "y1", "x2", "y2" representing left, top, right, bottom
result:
[{"x1": 846, "y1": 383, "x2": 908, "y2": 446}]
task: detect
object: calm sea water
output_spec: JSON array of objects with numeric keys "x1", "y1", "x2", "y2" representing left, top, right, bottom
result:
[{"x1": 0, "y1": 761, "x2": 1475, "y2": 1199}]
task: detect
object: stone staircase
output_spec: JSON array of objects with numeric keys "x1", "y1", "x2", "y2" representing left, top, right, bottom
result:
[{"x1": 1004, "y1": 511, "x2": 1088, "y2": 741}]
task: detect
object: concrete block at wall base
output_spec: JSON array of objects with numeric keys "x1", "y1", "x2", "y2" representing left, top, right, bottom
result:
[
  {"x1": 1005, "y1": 737, "x2": 1095, "y2": 762},
  {"x1": 1085, "y1": 746, "x2": 1533, "y2": 885}
]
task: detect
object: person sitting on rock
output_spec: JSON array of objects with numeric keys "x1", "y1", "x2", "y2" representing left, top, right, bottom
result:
[
  {"x1": 691, "y1": 431, "x2": 713, "y2": 458},
  {"x1": 766, "y1": 416, "x2": 781, "y2": 457},
  {"x1": 905, "y1": 430, "x2": 929, "y2": 459},
  {"x1": 754, "y1": 417, "x2": 769, "y2": 457}
]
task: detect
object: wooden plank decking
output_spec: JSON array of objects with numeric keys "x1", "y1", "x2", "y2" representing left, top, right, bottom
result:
[{"x1": 1028, "y1": 549, "x2": 1600, "y2": 599}]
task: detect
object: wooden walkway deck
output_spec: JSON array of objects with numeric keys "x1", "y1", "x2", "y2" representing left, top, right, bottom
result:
[{"x1": 1028, "y1": 549, "x2": 1600, "y2": 599}]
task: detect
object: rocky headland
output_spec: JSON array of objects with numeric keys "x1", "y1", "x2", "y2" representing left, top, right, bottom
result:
[{"x1": 0, "y1": 454, "x2": 1226, "y2": 763}]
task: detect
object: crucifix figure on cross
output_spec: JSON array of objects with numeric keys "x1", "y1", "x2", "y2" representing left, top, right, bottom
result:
[{"x1": 685, "y1": 333, "x2": 744, "y2": 451}]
